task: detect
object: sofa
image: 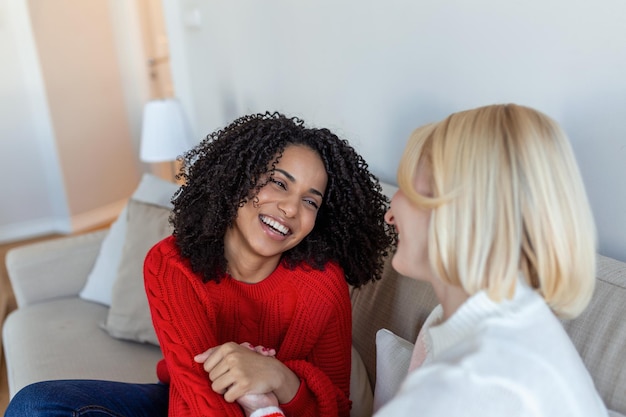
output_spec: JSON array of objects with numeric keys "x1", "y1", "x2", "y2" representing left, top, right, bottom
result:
[{"x1": 3, "y1": 174, "x2": 626, "y2": 416}]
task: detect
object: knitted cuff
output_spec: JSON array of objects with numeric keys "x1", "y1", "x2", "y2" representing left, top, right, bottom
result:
[{"x1": 249, "y1": 406, "x2": 285, "y2": 417}]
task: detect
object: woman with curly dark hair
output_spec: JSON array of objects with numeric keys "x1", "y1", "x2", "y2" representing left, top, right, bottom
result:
[
  {"x1": 5, "y1": 112, "x2": 394, "y2": 417},
  {"x1": 148, "y1": 111, "x2": 393, "y2": 417}
]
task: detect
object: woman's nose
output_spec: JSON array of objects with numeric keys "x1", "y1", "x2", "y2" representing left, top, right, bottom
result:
[
  {"x1": 384, "y1": 192, "x2": 397, "y2": 225},
  {"x1": 384, "y1": 206, "x2": 394, "y2": 225},
  {"x1": 278, "y1": 197, "x2": 298, "y2": 218}
]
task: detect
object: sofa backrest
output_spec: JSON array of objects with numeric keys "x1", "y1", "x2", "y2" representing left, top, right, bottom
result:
[
  {"x1": 350, "y1": 255, "x2": 438, "y2": 388},
  {"x1": 351, "y1": 252, "x2": 626, "y2": 415},
  {"x1": 561, "y1": 254, "x2": 626, "y2": 415}
]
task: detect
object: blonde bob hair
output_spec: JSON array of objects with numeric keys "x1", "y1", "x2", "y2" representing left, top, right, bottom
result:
[{"x1": 397, "y1": 104, "x2": 596, "y2": 319}]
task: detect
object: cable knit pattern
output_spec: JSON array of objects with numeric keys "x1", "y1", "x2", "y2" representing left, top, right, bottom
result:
[{"x1": 144, "y1": 236, "x2": 352, "y2": 417}]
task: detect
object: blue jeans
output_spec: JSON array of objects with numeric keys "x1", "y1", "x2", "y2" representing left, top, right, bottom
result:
[{"x1": 4, "y1": 380, "x2": 168, "y2": 417}]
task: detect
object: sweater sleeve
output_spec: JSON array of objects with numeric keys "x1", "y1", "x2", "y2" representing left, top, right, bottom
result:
[
  {"x1": 144, "y1": 238, "x2": 243, "y2": 417},
  {"x1": 279, "y1": 264, "x2": 352, "y2": 417}
]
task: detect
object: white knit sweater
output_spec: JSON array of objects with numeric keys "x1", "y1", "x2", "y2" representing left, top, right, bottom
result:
[{"x1": 375, "y1": 279, "x2": 608, "y2": 417}]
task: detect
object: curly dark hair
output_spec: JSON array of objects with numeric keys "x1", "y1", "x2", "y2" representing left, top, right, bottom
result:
[{"x1": 171, "y1": 111, "x2": 395, "y2": 287}]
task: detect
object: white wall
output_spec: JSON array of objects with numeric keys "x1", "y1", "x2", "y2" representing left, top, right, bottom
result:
[
  {"x1": 163, "y1": 0, "x2": 626, "y2": 262},
  {"x1": 0, "y1": 0, "x2": 71, "y2": 239}
]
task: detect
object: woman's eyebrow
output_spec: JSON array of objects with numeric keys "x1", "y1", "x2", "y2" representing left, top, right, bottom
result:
[{"x1": 274, "y1": 168, "x2": 324, "y2": 198}]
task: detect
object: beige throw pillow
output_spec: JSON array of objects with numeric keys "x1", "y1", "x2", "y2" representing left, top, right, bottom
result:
[{"x1": 102, "y1": 199, "x2": 173, "y2": 345}]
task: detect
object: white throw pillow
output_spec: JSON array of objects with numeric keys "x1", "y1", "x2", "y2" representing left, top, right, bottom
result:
[
  {"x1": 373, "y1": 328, "x2": 414, "y2": 413},
  {"x1": 79, "y1": 173, "x2": 179, "y2": 306}
]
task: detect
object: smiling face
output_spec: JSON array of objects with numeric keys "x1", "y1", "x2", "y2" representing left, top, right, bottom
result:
[
  {"x1": 384, "y1": 160, "x2": 435, "y2": 283},
  {"x1": 225, "y1": 145, "x2": 328, "y2": 271}
]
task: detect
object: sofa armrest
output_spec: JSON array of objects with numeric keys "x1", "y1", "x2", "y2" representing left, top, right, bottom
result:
[{"x1": 6, "y1": 230, "x2": 108, "y2": 307}]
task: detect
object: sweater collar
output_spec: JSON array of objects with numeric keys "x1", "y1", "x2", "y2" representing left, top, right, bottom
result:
[
  {"x1": 224, "y1": 261, "x2": 289, "y2": 299},
  {"x1": 426, "y1": 277, "x2": 539, "y2": 359}
]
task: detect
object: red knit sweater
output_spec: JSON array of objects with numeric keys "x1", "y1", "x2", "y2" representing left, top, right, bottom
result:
[{"x1": 144, "y1": 236, "x2": 352, "y2": 417}]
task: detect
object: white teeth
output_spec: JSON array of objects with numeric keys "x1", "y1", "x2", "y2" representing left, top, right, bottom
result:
[{"x1": 261, "y1": 216, "x2": 289, "y2": 235}]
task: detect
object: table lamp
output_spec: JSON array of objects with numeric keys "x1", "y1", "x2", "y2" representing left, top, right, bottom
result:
[{"x1": 140, "y1": 98, "x2": 193, "y2": 180}]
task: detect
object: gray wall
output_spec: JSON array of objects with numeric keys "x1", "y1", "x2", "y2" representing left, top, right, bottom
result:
[{"x1": 162, "y1": 0, "x2": 626, "y2": 262}]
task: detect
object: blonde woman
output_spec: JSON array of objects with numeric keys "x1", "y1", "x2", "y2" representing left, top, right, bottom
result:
[{"x1": 379, "y1": 104, "x2": 608, "y2": 416}]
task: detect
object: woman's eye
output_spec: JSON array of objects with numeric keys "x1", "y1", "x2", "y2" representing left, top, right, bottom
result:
[
  {"x1": 270, "y1": 178, "x2": 286, "y2": 189},
  {"x1": 305, "y1": 199, "x2": 319, "y2": 210}
]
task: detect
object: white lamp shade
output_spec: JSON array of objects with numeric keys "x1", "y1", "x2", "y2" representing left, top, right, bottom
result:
[{"x1": 140, "y1": 98, "x2": 193, "y2": 162}]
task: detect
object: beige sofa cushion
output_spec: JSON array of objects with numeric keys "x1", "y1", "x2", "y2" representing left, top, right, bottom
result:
[
  {"x1": 349, "y1": 345, "x2": 373, "y2": 417},
  {"x1": 3, "y1": 298, "x2": 162, "y2": 397}
]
